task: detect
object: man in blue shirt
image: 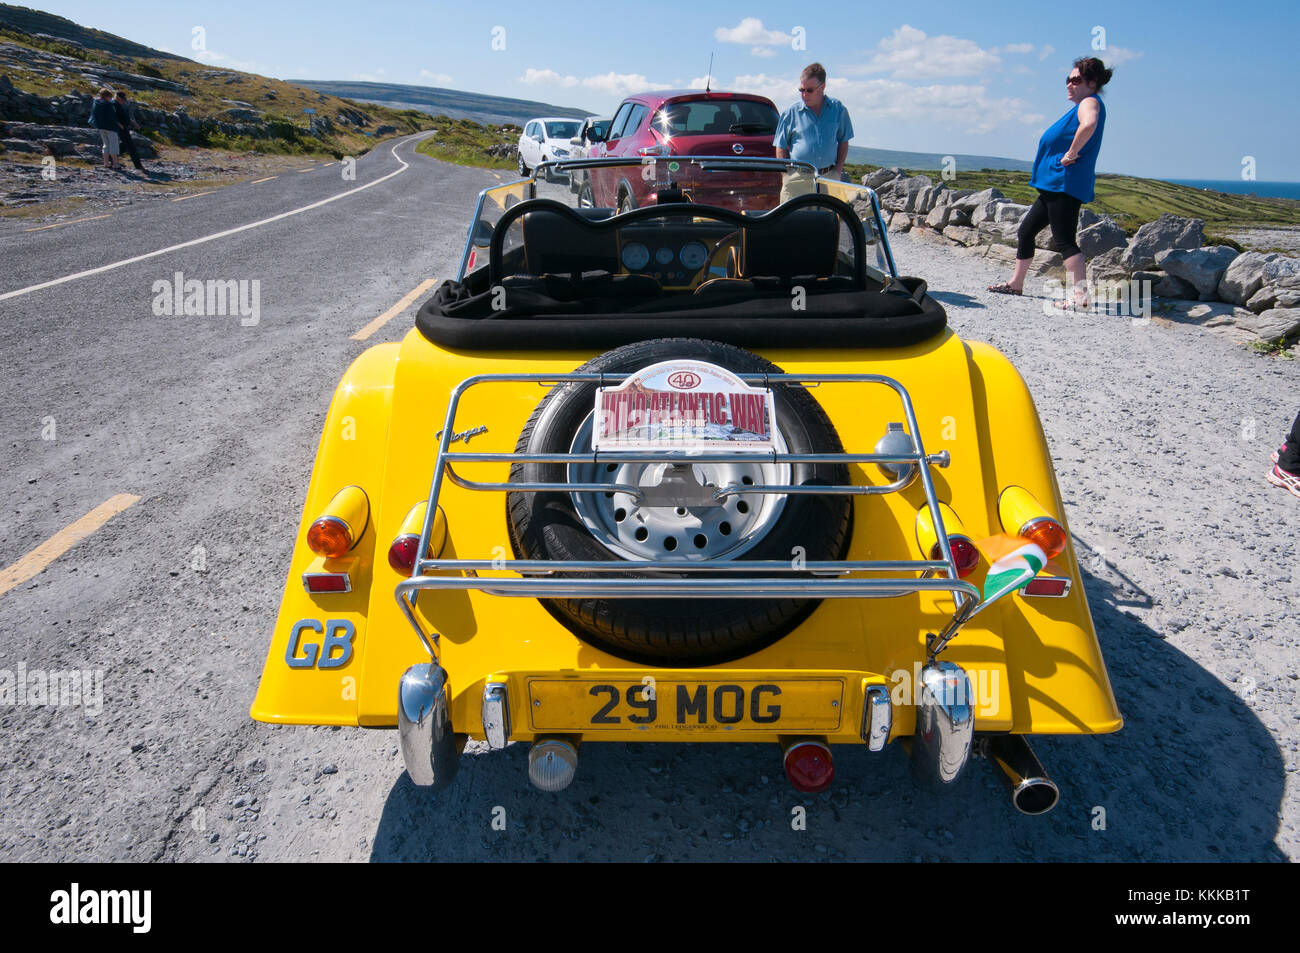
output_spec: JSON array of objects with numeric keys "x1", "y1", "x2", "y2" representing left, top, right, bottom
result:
[{"x1": 773, "y1": 63, "x2": 854, "y2": 203}]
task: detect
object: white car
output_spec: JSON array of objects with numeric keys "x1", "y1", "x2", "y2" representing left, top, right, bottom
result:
[
  {"x1": 567, "y1": 115, "x2": 613, "y2": 201},
  {"x1": 517, "y1": 117, "x2": 583, "y2": 180}
]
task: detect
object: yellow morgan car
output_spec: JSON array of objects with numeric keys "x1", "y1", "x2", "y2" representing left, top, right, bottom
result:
[{"x1": 251, "y1": 156, "x2": 1121, "y2": 814}]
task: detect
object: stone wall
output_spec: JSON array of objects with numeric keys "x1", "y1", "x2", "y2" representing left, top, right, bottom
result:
[{"x1": 861, "y1": 167, "x2": 1300, "y2": 344}]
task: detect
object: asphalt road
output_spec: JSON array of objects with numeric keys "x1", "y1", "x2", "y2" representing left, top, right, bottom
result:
[{"x1": 0, "y1": 138, "x2": 1295, "y2": 862}]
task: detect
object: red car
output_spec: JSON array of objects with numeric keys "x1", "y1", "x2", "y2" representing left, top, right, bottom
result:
[{"x1": 588, "y1": 90, "x2": 782, "y2": 213}]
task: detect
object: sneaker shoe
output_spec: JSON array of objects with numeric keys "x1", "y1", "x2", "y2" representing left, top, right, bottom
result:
[{"x1": 1266, "y1": 463, "x2": 1300, "y2": 499}]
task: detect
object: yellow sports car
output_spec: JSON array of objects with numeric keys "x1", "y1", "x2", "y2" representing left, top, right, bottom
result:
[{"x1": 251, "y1": 156, "x2": 1121, "y2": 814}]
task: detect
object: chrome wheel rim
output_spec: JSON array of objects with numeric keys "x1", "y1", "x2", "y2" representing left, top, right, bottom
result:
[{"x1": 566, "y1": 410, "x2": 790, "y2": 561}]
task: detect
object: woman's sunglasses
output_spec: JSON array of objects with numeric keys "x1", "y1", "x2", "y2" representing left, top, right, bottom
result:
[{"x1": 1066, "y1": 75, "x2": 1084, "y2": 85}]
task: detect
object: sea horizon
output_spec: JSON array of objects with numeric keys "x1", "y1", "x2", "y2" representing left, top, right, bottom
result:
[{"x1": 1158, "y1": 179, "x2": 1300, "y2": 202}]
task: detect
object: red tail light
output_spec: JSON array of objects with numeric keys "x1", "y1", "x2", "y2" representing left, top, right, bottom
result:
[
  {"x1": 931, "y1": 536, "x2": 980, "y2": 578},
  {"x1": 783, "y1": 739, "x2": 834, "y2": 793},
  {"x1": 388, "y1": 534, "x2": 421, "y2": 576}
]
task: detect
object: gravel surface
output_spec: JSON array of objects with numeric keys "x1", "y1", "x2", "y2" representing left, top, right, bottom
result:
[{"x1": 1, "y1": 146, "x2": 1296, "y2": 862}]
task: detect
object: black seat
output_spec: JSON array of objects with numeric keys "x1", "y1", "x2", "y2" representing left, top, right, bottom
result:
[
  {"x1": 740, "y1": 207, "x2": 841, "y2": 279},
  {"x1": 519, "y1": 206, "x2": 620, "y2": 276}
]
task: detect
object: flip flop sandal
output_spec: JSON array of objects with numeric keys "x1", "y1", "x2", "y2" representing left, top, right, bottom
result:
[
  {"x1": 987, "y1": 282, "x2": 1022, "y2": 296},
  {"x1": 1051, "y1": 299, "x2": 1091, "y2": 312}
]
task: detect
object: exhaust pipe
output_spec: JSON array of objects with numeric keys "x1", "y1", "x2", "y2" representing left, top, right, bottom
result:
[{"x1": 985, "y1": 735, "x2": 1059, "y2": 815}]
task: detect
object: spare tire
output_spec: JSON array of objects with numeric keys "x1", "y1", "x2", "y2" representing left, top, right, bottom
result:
[{"x1": 506, "y1": 338, "x2": 852, "y2": 666}]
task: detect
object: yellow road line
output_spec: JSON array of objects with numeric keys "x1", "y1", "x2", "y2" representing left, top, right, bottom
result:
[
  {"x1": 0, "y1": 494, "x2": 140, "y2": 598},
  {"x1": 172, "y1": 191, "x2": 216, "y2": 203},
  {"x1": 297, "y1": 167, "x2": 318, "y2": 173},
  {"x1": 351, "y1": 278, "x2": 438, "y2": 341},
  {"x1": 24, "y1": 214, "x2": 113, "y2": 232},
  {"x1": 249, "y1": 175, "x2": 277, "y2": 184}
]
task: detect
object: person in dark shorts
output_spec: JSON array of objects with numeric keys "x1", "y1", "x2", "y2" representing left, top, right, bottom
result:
[
  {"x1": 988, "y1": 57, "x2": 1112, "y2": 310},
  {"x1": 113, "y1": 91, "x2": 146, "y2": 172},
  {"x1": 1268, "y1": 411, "x2": 1300, "y2": 500}
]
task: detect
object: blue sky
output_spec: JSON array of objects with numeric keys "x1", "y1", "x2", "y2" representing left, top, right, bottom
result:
[{"x1": 29, "y1": 0, "x2": 1300, "y2": 180}]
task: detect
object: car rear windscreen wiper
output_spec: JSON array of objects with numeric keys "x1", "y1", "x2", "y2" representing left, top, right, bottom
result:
[{"x1": 729, "y1": 123, "x2": 775, "y2": 134}]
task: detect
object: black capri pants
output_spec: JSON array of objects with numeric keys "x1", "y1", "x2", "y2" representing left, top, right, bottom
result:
[{"x1": 1017, "y1": 189, "x2": 1083, "y2": 260}]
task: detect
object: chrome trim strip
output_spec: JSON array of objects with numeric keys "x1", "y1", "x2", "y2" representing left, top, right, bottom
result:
[
  {"x1": 482, "y1": 681, "x2": 510, "y2": 750},
  {"x1": 861, "y1": 686, "x2": 892, "y2": 751}
]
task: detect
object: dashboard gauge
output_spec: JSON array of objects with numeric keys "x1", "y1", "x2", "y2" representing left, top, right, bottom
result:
[
  {"x1": 655, "y1": 246, "x2": 675, "y2": 266},
  {"x1": 679, "y1": 242, "x2": 708, "y2": 270},
  {"x1": 621, "y1": 243, "x2": 650, "y2": 270}
]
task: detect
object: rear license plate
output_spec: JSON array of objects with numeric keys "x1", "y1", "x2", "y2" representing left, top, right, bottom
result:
[{"x1": 527, "y1": 678, "x2": 844, "y2": 733}]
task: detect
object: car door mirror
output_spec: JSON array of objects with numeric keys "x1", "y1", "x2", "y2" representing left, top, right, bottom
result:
[{"x1": 569, "y1": 136, "x2": 583, "y2": 147}]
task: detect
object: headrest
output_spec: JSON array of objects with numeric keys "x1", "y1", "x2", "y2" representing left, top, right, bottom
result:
[
  {"x1": 741, "y1": 207, "x2": 841, "y2": 279},
  {"x1": 520, "y1": 207, "x2": 620, "y2": 276}
]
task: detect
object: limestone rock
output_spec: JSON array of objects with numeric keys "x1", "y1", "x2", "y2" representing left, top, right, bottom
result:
[
  {"x1": 1154, "y1": 245, "x2": 1239, "y2": 300},
  {"x1": 942, "y1": 225, "x2": 980, "y2": 246},
  {"x1": 951, "y1": 187, "x2": 1003, "y2": 211},
  {"x1": 1079, "y1": 217, "x2": 1128, "y2": 258},
  {"x1": 1153, "y1": 274, "x2": 1197, "y2": 299},
  {"x1": 1086, "y1": 247, "x2": 1128, "y2": 283},
  {"x1": 1121, "y1": 213, "x2": 1205, "y2": 271},
  {"x1": 1217, "y1": 252, "x2": 1284, "y2": 306},
  {"x1": 994, "y1": 202, "x2": 1030, "y2": 224},
  {"x1": 1235, "y1": 308, "x2": 1300, "y2": 342},
  {"x1": 863, "y1": 166, "x2": 902, "y2": 189},
  {"x1": 970, "y1": 199, "x2": 1009, "y2": 226}
]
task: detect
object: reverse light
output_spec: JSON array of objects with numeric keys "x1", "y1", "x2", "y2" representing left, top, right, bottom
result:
[
  {"x1": 783, "y1": 738, "x2": 834, "y2": 793},
  {"x1": 915, "y1": 502, "x2": 980, "y2": 577},
  {"x1": 306, "y1": 486, "x2": 369, "y2": 558},
  {"x1": 388, "y1": 502, "x2": 448, "y2": 576},
  {"x1": 998, "y1": 486, "x2": 1068, "y2": 559}
]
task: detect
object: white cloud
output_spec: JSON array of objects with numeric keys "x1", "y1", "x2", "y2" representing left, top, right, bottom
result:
[
  {"x1": 1038, "y1": 45, "x2": 1055, "y2": 61},
  {"x1": 520, "y1": 67, "x2": 579, "y2": 88},
  {"x1": 715, "y1": 17, "x2": 789, "y2": 46},
  {"x1": 848, "y1": 25, "x2": 1003, "y2": 79},
  {"x1": 419, "y1": 69, "x2": 453, "y2": 85},
  {"x1": 729, "y1": 71, "x2": 1044, "y2": 135},
  {"x1": 750, "y1": 46, "x2": 776, "y2": 58},
  {"x1": 1098, "y1": 45, "x2": 1142, "y2": 67},
  {"x1": 520, "y1": 68, "x2": 671, "y2": 98}
]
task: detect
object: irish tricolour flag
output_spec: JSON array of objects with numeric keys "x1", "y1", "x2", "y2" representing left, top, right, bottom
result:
[{"x1": 982, "y1": 540, "x2": 1047, "y2": 604}]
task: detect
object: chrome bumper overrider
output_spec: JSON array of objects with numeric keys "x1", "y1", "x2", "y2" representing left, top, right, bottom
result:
[
  {"x1": 910, "y1": 661, "x2": 974, "y2": 787},
  {"x1": 398, "y1": 662, "x2": 460, "y2": 788}
]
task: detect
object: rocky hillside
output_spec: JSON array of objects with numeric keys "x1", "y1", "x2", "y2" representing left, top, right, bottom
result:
[{"x1": 0, "y1": 3, "x2": 433, "y2": 161}]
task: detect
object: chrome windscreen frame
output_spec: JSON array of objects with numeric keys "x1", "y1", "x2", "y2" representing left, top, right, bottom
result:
[
  {"x1": 455, "y1": 156, "x2": 897, "y2": 282},
  {"x1": 395, "y1": 371, "x2": 982, "y2": 661}
]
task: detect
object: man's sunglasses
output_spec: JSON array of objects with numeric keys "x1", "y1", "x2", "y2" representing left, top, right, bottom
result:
[
  {"x1": 1066, "y1": 75, "x2": 1084, "y2": 84},
  {"x1": 798, "y1": 84, "x2": 823, "y2": 93}
]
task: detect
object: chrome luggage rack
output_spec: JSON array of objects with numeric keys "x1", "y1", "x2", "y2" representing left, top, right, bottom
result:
[{"x1": 396, "y1": 370, "x2": 988, "y2": 661}]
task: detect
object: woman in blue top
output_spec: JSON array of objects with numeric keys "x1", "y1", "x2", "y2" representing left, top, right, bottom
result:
[{"x1": 989, "y1": 57, "x2": 1111, "y2": 310}]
